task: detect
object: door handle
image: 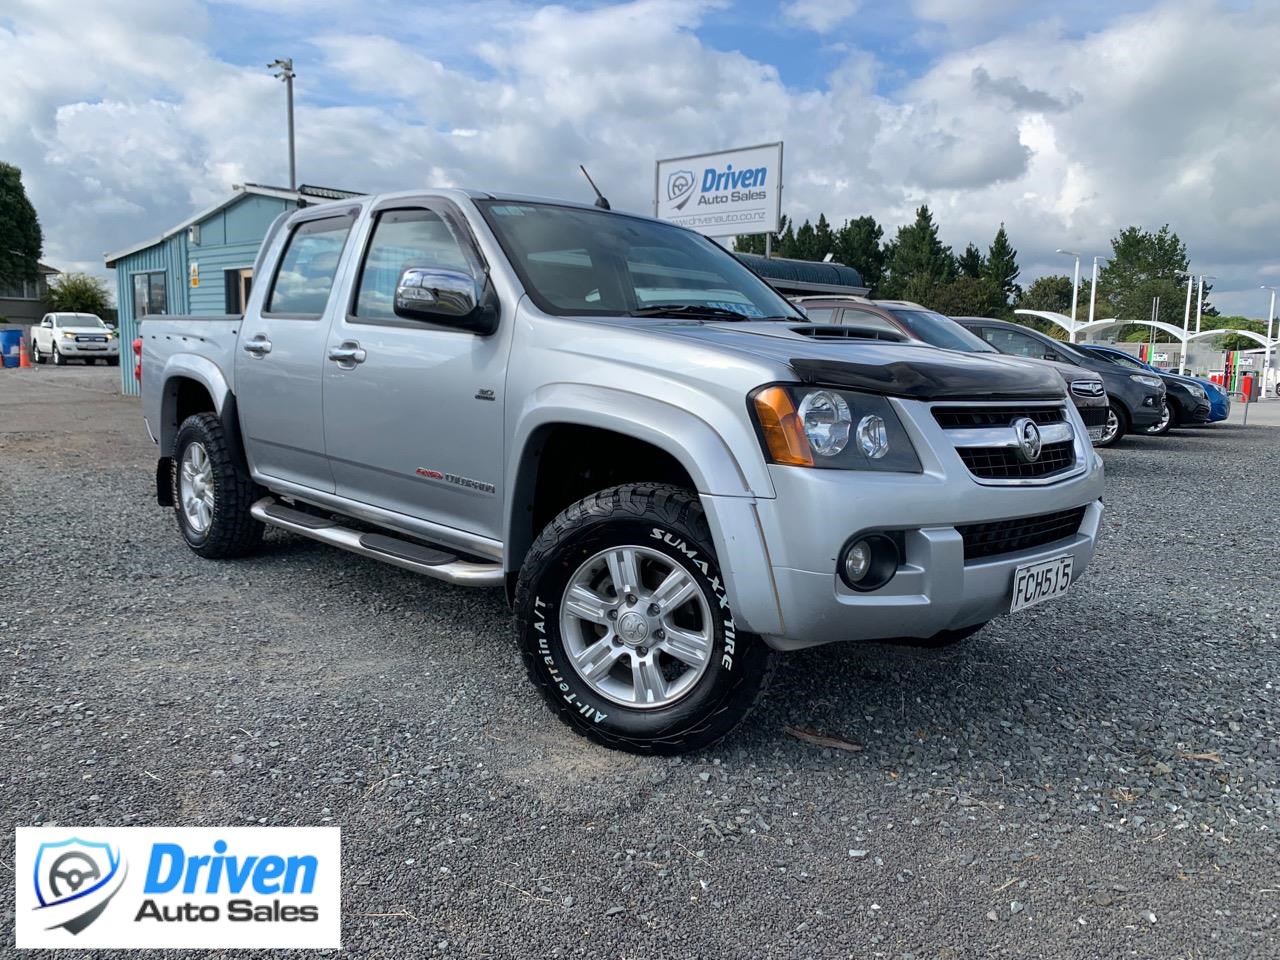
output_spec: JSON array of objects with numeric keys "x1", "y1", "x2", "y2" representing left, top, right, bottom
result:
[
  {"x1": 327, "y1": 340, "x2": 367, "y2": 366},
  {"x1": 242, "y1": 335, "x2": 272, "y2": 356}
]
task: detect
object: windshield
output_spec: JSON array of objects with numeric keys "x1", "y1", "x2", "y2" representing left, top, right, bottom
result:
[
  {"x1": 889, "y1": 309, "x2": 996, "y2": 353},
  {"x1": 1090, "y1": 349, "x2": 1148, "y2": 371},
  {"x1": 61, "y1": 315, "x2": 105, "y2": 328},
  {"x1": 476, "y1": 200, "x2": 802, "y2": 320}
]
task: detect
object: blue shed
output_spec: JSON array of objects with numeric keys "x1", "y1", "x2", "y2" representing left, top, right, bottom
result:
[{"x1": 104, "y1": 183, "x2": 360, "y2": 395}]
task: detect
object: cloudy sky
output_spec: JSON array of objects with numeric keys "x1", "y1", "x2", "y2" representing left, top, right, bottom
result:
[{"x1": 2, "y1": 0, "x2": 1277, "y2": 317}]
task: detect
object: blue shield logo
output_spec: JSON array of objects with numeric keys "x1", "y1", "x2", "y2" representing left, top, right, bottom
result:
[
  {"x1": 33, "y1": 837, "x2": 126, "y2": 934},
  {"x1": 666, "y1": 169, "x2": 696, "y2": 210}
]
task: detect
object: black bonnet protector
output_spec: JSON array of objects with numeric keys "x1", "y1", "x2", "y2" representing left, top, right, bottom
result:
[{"x1": 789, "y1": 353, "x2": 1065, "y2": 402}]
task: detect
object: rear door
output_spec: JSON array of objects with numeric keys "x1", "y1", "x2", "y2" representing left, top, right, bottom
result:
[
  {"x1": 974, "y1": 325, "x2": 1074, "y2": 365},
  {"x1": 321, "y1": 199, "x2": 510, "y2": 543},
  {"x1": 234, "y1": 208, "x2": 359, "y2": 492}
]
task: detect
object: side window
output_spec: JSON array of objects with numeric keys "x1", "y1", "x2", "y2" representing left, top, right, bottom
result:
[
  {"x1": 801, "y1": 306, "x2": 835, "y2": 323},
  {"x1": 839, "y1": 309, "x2": 899, "y2": 334},
  {"x1": 982, "y1": 328, "x2": 1047, "y2": 358},
  {"x1": 353, "y1": 209, "x2": 472, "y2": 321},
  {"x1": 266, "y1": 215, "x2": 355, "y2": 316},
  {"x1": 42, "y1": 315, "x2": 53, "y2": 327}
]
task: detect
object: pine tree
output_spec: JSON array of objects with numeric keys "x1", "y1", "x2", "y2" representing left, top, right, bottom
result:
[
  {"x1": 832, "y1": 215, "x2": 885, "y2": 292},
  {"x1": 0, "y1": 162, "x2": 43, "y2": 289},
  {"x1": 957, "y1": 243, "x2": 985, "y2": 279},
  {"x1": 879, "y1": 205, "x2": 954, "y2": 300},
  {"x1": 982, "y1": 223, "x2": 1020, "y2": 304}
]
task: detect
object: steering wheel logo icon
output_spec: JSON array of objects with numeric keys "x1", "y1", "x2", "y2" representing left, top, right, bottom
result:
[{"x1": 49, "y1": 851, "x2": 102, "y2": 898}]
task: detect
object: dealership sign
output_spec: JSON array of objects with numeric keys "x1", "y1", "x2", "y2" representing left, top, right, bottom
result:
[
  {"x1": 15, "y1": 827, "x2": 341, "y2": 949},
  {"x1": 654, "y1": 142, "x2": 783, "y2": 237}
]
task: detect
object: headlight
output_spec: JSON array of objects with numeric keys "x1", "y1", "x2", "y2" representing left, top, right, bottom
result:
[
  {"x1": 1189, "y1": 384, "x2": 1207, "y2": 399},
  {"x1": 60, "y1": 331, "x2": 76, "y2": 339},
  {"x1": 1130, "y1": 374, "x2": 1163, "y2": 389},
  {"x1": 750, "y1": 385, "x2": 922, "y2": 472}
]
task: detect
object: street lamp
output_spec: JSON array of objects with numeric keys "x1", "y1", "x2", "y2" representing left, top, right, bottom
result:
[
  {"x1": 1180, "y1": 273, "x2": 1195, "y2": 374},
  {"x1": 1087, "y1": 255, "x2": 1108, "y2": 327},
  {"x1": 1056, "y1": 249, "x2": 1081, "y2": 341},
  {"x1": 268, "y1": 58, "x2": 296, "y2": 190},
  {"x1": 1195, "y1": 274, "x2": 1215, "y2": 334},
  {"x1": 1261, "y1": 285, "x2": 1277, "y2": 396}
]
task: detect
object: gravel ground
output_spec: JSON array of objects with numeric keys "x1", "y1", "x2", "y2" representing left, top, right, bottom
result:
[{"x1": 1, "y1": 365, "x2": 1277, "y2": 959}]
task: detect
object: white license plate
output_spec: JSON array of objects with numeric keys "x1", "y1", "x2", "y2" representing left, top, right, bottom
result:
[
  {"x1": 1087, "y1": 425, "x2": 1105, "y2": 442},
  {"x1": 80, "y1": 344, "x2": 105, "y2": 349},
  {"x1": 1010, "y1": 554, "x2": 1074, "y2": 612}
]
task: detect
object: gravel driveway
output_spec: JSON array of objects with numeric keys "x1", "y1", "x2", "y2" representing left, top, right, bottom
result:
[{"x1": 2, "y1": 366, "x2": 1277, "y2": 958}]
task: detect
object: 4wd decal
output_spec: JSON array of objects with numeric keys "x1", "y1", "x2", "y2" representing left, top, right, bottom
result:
[{"x1": 650, "y1": 528, "x2": 736, "y2": 670}]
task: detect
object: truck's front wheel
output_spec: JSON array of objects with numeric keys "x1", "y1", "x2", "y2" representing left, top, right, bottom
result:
[
  {"x1": 514, "y1": 484, "x2": 776, "y2": 755},
  {"x1": 171, "y1": 413, "x2": 264, "y2": 559}
]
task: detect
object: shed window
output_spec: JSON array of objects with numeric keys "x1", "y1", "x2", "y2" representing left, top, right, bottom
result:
[{"x1": 133, "y1": 271, "x2": 167, "y2": 317}]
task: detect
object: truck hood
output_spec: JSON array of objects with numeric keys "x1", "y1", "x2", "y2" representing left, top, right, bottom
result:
[{"x1": 655, "y1": 320, "x2": 1066, "y2": 401}]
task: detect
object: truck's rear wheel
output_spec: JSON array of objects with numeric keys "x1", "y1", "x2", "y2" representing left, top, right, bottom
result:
[
  {"x1": 171, "y1": 413, "x2": 263, "y2": 558},
  {"x1": 514, "y1": 483, "x2": 776, "y2": 755}
]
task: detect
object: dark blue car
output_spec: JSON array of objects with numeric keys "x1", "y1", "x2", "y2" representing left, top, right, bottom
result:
[{"x1": 1078, "y1": 345, "x2": 1229, "y2": 425}]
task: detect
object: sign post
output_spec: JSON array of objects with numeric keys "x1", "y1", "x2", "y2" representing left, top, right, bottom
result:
[{"x1": 655, "y1": 143, "x2": 783, "y2": 247}]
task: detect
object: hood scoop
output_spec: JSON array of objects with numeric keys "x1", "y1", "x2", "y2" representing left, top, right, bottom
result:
[{"x1": 790, "y1": 324, "x2": 908, "y2": 343}]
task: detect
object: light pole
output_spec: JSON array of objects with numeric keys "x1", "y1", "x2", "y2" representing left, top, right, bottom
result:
[
  {"x1": 1180, "y1": 273, "x2": 1194, "y2": 374},
  {"x1": 1057, "y1": 249, "x2": 1081, "y2": 341},
  {"x1": 1194, "y1": 274, "x2": 1215, "y2": 334},
  {"x1": 1087, "y1": 255, "x2": 1107, "y2": 327},
  {"x1": 268, "y1": 58, "x2": 296, "y2": 190},
  {"x1": 1262, "y1": 285, "x2": 1277, "y2": 397}
]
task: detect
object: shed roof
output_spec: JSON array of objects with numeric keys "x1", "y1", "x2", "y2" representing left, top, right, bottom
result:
[
  {"x1": 734, "y1": 253, "x2": 867, "y2": 295},
  {"x1": 104, "y1": 183, "x2": 363, "y2": 267}
]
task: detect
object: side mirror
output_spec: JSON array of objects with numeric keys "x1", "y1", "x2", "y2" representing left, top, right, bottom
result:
[{"x1": 393, "y1": 267, "x2": 498, "y2": 335}]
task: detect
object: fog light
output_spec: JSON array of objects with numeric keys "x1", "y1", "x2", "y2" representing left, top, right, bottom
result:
[
  {"x1": 837, "y1": 533, "x2": 900, "y2": 592},
  {"x1": 844, "y1": 540, "x2": 871, "y2": 582}
]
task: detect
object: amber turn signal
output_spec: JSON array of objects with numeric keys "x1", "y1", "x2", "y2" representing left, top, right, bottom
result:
[{"x1": 753, "y1": 386, "x2": 814, "y2": 466}]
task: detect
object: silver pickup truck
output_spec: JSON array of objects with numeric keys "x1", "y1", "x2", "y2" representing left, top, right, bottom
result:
[{"x1": 140, "y1": 189, "x2": 1104, "y2": 753}]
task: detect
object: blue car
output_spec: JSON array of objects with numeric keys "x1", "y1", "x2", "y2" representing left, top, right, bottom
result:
[{"x1": 1079, "y1": 345, "x2": 1230, "y2": 424}]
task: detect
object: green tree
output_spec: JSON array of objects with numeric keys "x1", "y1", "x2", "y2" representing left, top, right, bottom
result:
[
  {"x1": 879, "y1": 205, "x2": 954, "y2": 299},
  {"x1": 982, "y1": 223, "x2": 1020, "y2": 305},
  {"x1": 793, "y1": 219, "x2": 818, "y2": 260},
  {"x1": 1096, "y1": 225, "x2": 1198, "y2": 331},
  {"x1": 45, "y1": 272, "x2": 111, "y2": 316},
  {"x1": 1017, "y1": 274, "x2": 1075, "y2": 313},
  {"x1": 0, "y1": 162, "x2": 43, "y2": 289},
  {"x1": 832, "y1": 215, "x2": 886, "y2": 292},
  {"x1": 1195, "y1": 314, "x2": 1267, "y2": 352},
  {"x1": 957, "y1": 243, "x2": 985, "y2": 279},
  {"x1": 926, "y1": 276, "x2": 1005, "y2": 318}
]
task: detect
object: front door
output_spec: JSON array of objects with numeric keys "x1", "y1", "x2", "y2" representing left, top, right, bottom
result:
[
  {"x1": 321, "y1": 201, "x2": 510, "y2": 544},
  {"x1": 234, "y1": 211, "x2": 358, "y2": 492}
]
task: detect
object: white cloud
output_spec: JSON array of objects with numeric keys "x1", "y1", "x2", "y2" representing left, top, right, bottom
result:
[
  {"x1": 2, "y1": 0, "x2": 1279, "y2": 316},
  {"x1": 783, "y1": 0, "x2": 860, "y2": 33}
]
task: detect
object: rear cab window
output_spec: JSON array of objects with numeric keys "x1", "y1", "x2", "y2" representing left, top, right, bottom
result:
[{"x1": 266, "y1": 215, "x2": 356, "y2": 316}]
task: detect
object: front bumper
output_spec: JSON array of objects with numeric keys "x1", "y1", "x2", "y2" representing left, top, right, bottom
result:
[
  {"x1": 701, "y1": 397, "x2": 1105, "y2": 651},
  {"x1": 1128, "y1": 389, "x2": 1164, "y2": 429},
  {"x1": 57, "y1": 339, "x2": 119, "y2": 356},
  {"x1": 1183, "y1": 397, "x2": 1212, "y2": 424}
]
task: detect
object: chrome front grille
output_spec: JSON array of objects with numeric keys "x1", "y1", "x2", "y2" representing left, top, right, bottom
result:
[{"x1": 932, "y1": 401, "x2": 1081, "y2": 485}]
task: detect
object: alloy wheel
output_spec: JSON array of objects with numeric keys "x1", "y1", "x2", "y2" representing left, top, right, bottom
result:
[
  {"x1": 559, "y1": 545, "x2": 714, "y2": 709},
  {"x1": 179, "y1": 441, "x2": 216, "y2": 534}
]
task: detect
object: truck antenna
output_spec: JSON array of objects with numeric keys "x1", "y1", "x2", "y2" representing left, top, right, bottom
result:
[{"x1": 578, "y1": 165, "x2": 611, "y2": 210}]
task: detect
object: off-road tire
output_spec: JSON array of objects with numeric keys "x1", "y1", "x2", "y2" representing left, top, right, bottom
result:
[
  {"x1": 514, "y1": 483, "x2": 777, "y2": 755},
  {"x1": 172, "y1": 413, "x2": 264, "y2": 559}
]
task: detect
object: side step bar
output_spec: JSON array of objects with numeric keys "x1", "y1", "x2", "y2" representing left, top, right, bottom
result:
[{"x1": 251, "y1": 498, "x2": 504, "y2": 587}]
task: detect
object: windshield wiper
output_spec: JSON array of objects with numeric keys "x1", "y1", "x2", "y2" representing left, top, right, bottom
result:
[{"x1": 628, "y1": 304, "x2": 781, "y2": 321}]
